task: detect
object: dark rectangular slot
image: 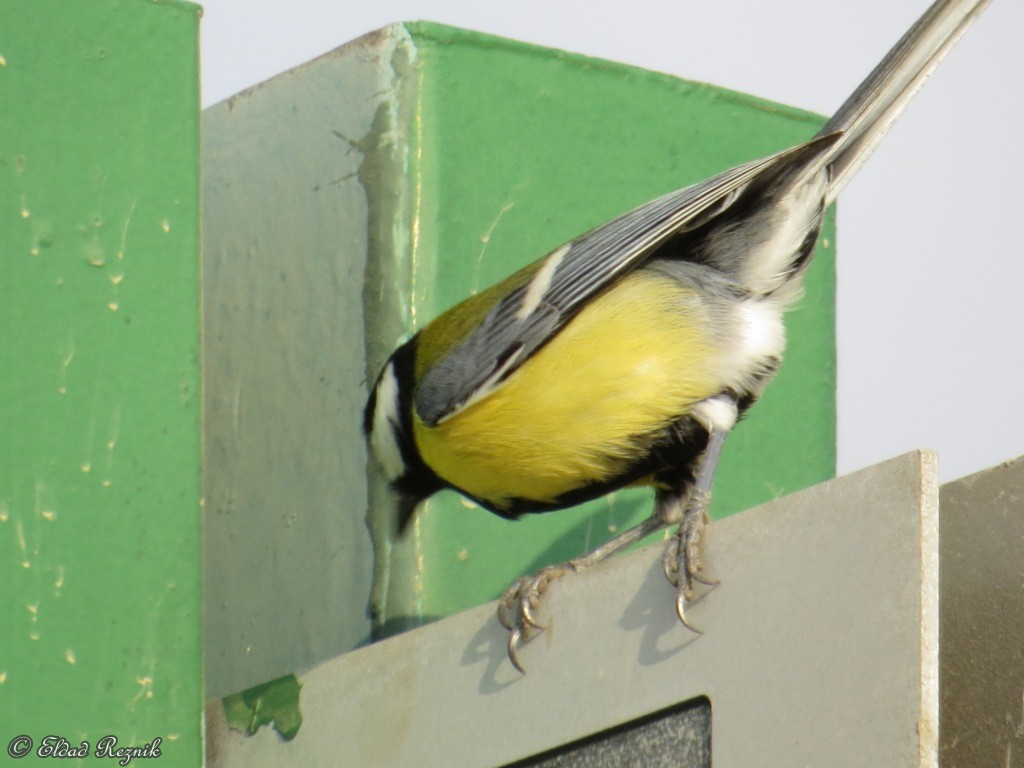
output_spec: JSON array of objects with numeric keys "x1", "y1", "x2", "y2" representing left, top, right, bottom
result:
[{"x1": 504, "y1": 695, "x2": 711, "y2": 768}]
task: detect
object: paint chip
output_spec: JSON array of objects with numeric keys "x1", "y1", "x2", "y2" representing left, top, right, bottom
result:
[
  {"x1": 458, "y1": 497, "x2": 478, "y2": 509},
  {"x1": 456, "y1": 549, "x2": 469, "y2": 562},
  {"x1": 81, "y1": 463, "x2": 91, "y2": 473},
  {"x1": 160, "y1": 218, "x2": 171, "y2": 233},
  {"x1": 41, "y1": 509, "x2": 56, "y2": 521},
  {"x1": 0, "y1": 55, "x2": 7, "y2": 66},
  {"x1": 65, "y1": 649, "x2": 76, "y2": 665},
  {"x1": 0, "y1": 672, "x2": 7, "y2": 684},
  {"x1": 107, "y1": 301, "x2": 119, "y2": 312},
  {"x1": 135, "y1": 676, "x2": 154, "y2": 700},
  {"x1": 15, "y1": 518, "x2": 27, "y2": 560}
]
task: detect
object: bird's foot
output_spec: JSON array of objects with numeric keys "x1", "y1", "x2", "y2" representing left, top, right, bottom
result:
[
  {"x1": 661, "y1": 488, "x2": 718, "y2": 633},
  {"x1": 497, "y1": 563, "x2": 577, "y2": 673}
]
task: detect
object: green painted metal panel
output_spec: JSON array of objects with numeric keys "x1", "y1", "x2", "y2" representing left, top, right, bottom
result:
[
  {"x1": 0, "y1": 0, "x2": 202, "y2": 764},
  {"x1": 370, "y1": 24, "x2": 835, "y2": 627}
]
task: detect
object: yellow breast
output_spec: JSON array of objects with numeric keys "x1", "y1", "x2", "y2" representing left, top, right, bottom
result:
[{"x1": 412, "y1": 270, "x2": 721, "y2": 508}]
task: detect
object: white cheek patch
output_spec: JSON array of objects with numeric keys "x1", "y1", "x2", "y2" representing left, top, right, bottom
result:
[
  {"x1": 517, "y1": 242, "x2": 570, "y2": 320},
  {"x1": 370, "y1": 363, "x2": 406, "y2": 481}
]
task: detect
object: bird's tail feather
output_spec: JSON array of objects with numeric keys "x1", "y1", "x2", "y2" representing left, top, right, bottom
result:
[{"x1": 818, "y1": 0, "x2": 990, "y2": 203}]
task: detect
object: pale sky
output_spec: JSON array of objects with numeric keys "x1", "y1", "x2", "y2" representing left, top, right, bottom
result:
[{"x1": 199, "y1": 0, "x2": 1024, "y2": 482}]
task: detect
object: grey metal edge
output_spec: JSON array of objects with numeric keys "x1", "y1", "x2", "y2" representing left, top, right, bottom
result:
[{"x1": 207, "y1": 450, "x2": 940, "y2": 768}]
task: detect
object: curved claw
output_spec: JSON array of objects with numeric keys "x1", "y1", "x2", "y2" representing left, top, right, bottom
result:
[
  {"x1": 495, "y1": 576, "x2": 547, "y2": 673},
  {"x1": 497, "y1": 609, "x2": 513, "y2": 632},
  {"x1": 692, "y1": 571, "x2": 720, "y2": 588},
  {"x1": 507, "y1": 626, "x2": 526, "y2": 674},
  {"x1": 520, "y1": 595, "x2": 545, "y2": 631},
  {"x1": 495, "y1": 567, "x2": 573, "y2": 673},
  {"x1": 496, "y1": 589, "x2": 520, "y2": 631},
  {"x1": 675, "y1": 592, "x2": 704, "y2": 635},
  {"x1": 662, "y1": 543, "x2": 680, "y2": 583}
]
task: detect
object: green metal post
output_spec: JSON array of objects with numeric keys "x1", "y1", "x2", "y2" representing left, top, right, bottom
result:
[{"x1": 0, "y1": 0, "x2": 203, "y2": 764}]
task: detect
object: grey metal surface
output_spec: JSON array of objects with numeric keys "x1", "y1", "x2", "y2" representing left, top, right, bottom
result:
[
  {"x1": 201, "y1": 26, "x2": 416, "y2": 699},
  {"x1": 207, "y1": 451, "x2": 939, "y2": 767},
  {"x1": 939, "y1": 456, "x2": 1024, "y2": 767}
]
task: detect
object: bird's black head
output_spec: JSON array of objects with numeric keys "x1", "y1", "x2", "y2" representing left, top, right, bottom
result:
[{"x1": 364, "y1": 337, "x2": 444, "y2": 532}]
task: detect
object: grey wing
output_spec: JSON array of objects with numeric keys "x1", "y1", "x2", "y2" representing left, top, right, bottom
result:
[{"x1": 414, "y1": 138, "x2": 835, "y2": 427}]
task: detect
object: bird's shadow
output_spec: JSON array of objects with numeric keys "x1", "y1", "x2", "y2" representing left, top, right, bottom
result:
[
  {"x1": 461, "y1": 611, "x2": 524, "y2": 695},
  {"x1": 618, "y1": 556, "x2": 710, "y2": 666},
  {"x1": 460, "y1": 547, "x2": 713, "y2": 693}
]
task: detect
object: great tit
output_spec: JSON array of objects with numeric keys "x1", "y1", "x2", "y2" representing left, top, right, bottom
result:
[{"x1": 364, "y1": 0, "x2": 990, "y2": 671}]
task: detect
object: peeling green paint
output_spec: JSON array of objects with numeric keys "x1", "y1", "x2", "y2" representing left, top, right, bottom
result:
[{"x1": 223, "y1": 674, "x2": 303, "y2": 742}]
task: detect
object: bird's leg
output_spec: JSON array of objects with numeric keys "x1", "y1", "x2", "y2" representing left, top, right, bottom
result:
[
  {"x1": 498, "y1": 403, "x2": 734, "y2": 670},
  {"x1": 498, "y1": 513, "x2": 671, "y2": 672},
  {"x1": 661, "y1": 422, "x2": 729, "y2": 632}
]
